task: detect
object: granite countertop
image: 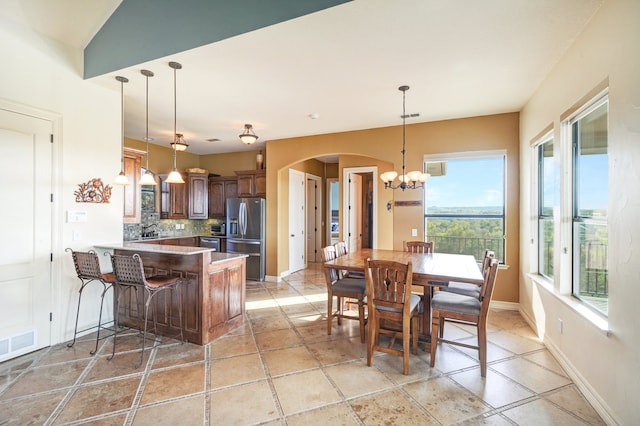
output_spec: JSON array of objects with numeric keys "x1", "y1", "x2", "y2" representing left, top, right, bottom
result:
[{"x1": 94, "y1": 242, "x2": 246, "y2": 261}]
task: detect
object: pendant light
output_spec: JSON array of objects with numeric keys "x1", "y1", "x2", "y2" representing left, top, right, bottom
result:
[
  {"x1": 239, "y1": 123, "x2": 258, "y2": 144},
  {"x1": 139, "y1": 69, "x2": 157, "y2": 186},
  {"x1": 380, "y1": 85, "x2": 430, "y2": 190},
  {"x1": 166, "y1": 61, "x2": 185, "y2": 184},
  {"x1": 113, "y1": 76, "x2": 130, "y2": 185}
]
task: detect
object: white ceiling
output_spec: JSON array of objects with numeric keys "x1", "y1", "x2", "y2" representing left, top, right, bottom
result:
[{"x1": 2, "y1": 0, "x2": 603, "y2": 155}]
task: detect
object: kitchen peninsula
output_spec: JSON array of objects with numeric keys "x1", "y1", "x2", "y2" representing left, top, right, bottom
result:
[{"x1": 96, "y1": 242, "x2": 247, "y2": 345}]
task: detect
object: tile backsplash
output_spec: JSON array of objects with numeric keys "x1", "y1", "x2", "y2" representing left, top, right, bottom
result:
[{"x1": 123, "y1": 213, "x2": 225, "y2": 241}]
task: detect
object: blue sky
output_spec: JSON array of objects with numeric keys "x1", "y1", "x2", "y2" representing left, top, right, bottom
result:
[{"x1": 426, "y1": 158, "x2": 504, "y2": 208}]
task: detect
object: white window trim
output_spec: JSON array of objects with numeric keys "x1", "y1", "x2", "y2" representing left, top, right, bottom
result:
[{"x1": 530, "y1": 131, "x2": 554, "y2": 282}]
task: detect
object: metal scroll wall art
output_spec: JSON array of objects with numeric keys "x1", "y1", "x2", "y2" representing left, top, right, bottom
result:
[{"x1": 74, "y1": 178, "x2": 112, "y2": 203}]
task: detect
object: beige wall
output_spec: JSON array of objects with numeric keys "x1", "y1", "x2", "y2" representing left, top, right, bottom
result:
[
  {"x1": 266, "y1": 112, "x2": 520, "y2": 303},
  {"x1": 519, "y1": 1, "x2": 640, "y2": 423}
]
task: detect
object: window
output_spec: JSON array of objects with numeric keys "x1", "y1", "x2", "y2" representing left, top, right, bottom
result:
[
  {"x1": 570, "y1": 96, "x2": 608, "y2": 316},
  {"x1": 425, "y1": 152, "x2": 505, "y2": 263},
  {"x1": 537, "y1": 137, "x2": 557, "y2": 279}
]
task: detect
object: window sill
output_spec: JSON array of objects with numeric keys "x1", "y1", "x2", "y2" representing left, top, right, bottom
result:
[{"x1": 527, "y1": 273, "x2": 610, "y2": 335}]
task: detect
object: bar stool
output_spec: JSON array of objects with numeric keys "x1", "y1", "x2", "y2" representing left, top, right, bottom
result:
[
  {"x1": 109, "y1": 253, "x2": 185, "y2": 367},
  {"x1": 66, "y1": 248, "x2": 116, "y2": 355}
]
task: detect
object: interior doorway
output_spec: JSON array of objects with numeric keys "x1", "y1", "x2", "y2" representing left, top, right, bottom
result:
[
  {"x1": 343, "y1": 166, "x2": 377, "y2": 252},
  {"x1": 306, "y1": 174, "x2": 322, "y2": 263}
]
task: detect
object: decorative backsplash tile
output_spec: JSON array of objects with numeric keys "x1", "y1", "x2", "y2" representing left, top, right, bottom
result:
[{"x1": 123, "y1": 213, "x2": 225, "y2": 241}]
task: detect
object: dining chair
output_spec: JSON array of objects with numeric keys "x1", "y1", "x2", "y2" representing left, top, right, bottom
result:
[
  {"x1": 66, "y1": 248, "x2": 116, "y2": 355},
  {"x1": 404, "y1": 240, "x2": 434, "y2": 254},
  {"x1": 430, "y1": 258, "x2": 499, "y2": 376},
  {"x1": 109, "y1": 253, "x2": 185, "y2": 367},
  {"x1": 321, "y1": 245, "x2": 367, "y2": 343},
  {"x1": 365, "y1": 258, "x2": 421, "y2": 375},
  {"x1": 440, "y1": 250, "x2": 495, "y2": 299},
  {"x1": 334, "y1": 241, "x2": 365, "y2": 279}
]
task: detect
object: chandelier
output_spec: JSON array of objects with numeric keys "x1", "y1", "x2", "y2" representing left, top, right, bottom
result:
[{"x1": 380, "y1": 85, "x2": 430, "y2": 190}]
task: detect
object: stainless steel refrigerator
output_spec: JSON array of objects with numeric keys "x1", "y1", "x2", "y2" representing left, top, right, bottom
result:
[{"x1": 226, "y1": 197, "x2": 266, "y2": 281}]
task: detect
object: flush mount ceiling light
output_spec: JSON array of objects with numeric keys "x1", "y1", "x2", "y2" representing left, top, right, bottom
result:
[
  {"x1": 171, "y1": 133, "x2": 189, "y2": 151},
  {"x1": 113, "y1": 75, "x2": 129, "y2": 186},
  {"x1": 239, "y1": 123, "x2": 258, "y2": 144},
  {"x1": 139, "y1": 69, "x2": 157, "y2": 186},
  {"x1": 380, "y1": 85, "x2": 430, "y2": 191},
  {"x1": 166, "y1": 61, "x2": 185, "y2": 184}
]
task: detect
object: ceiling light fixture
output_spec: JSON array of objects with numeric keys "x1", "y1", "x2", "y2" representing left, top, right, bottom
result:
[
  {"x1": 113, "y1": 75, "x2": 129, "y2": 186},
  {"x1": 239, "y1": 123, "x2": 258, "y2": 144},
  {"x1": 171, "y1": 133, "x2": 189, "y2": 151},
  {"x1": 139, "y1": 69, "x2": 157, "y2": 186},
  {"x1": 380, "y1": 85, "x2": 430, "y2": 190},
  {"x1": 166, "y1": 61, "x2": 185, "y2": 184}
]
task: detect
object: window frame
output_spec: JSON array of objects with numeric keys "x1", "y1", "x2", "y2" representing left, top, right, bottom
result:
[
  {"x1": 566, "y1": 92, "x2": 609, "y2": 317},
  {"x1": 535, "y1": 133, "x2": 556, "y2": 280},
  {"x1": 423, "y1": 150, "x2": 507, "y2": 264}
]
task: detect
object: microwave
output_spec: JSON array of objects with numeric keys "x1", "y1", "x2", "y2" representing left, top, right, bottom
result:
[{"x1": 211, "y1": 223, "x2": 226, "y2": 236}]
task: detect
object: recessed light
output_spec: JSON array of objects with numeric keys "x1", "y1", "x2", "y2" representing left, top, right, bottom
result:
[{"x1": 308, "y1": 113, "x2": 320, "y2": 119}]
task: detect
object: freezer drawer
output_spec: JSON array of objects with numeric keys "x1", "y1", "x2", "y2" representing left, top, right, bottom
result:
[{"x1": 227, "y1": 239, "x2": 264, "y2": 281}]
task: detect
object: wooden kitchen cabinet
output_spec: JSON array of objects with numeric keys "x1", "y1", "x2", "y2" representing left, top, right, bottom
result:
[
  {"x1": 123, "y1": 148, "x2": 144, "y2": 224},
  {"x1": 159, "y1": 172, "x2": 208, "y2": 219},
  {"x1": 235, "y1": 170, "x2": 266, "y2": 197},
  {"x1": 208, "y1": 176, "x2": 238, "y2": 217},
  {"x1": 188, "y1": 172, "x2": 209, "y2": 219}
]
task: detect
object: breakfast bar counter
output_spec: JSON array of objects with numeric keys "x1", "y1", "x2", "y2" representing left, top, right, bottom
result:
[{"x1": 96, "y1": 242, "x2": 247, "y2": 345}]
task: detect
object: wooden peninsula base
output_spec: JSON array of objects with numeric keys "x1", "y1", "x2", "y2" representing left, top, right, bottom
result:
[{"x1": 103, "y1": 243, "x2": 247, "y2": 345}]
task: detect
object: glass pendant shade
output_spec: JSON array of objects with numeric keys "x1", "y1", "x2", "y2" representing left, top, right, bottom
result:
[
  {"x1": 139, "y1": 171, "x2": 156, "y2": 185},
  {"x1": 114, "y1": 171, "x2": 129, "y2": 185},
  {"x1": 166, "y1": 169, "x2": 184, "y2": 184}
]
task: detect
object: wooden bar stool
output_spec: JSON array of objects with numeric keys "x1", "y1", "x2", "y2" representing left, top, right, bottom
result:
[
  {"x1": 66, "y1": 248, "x2": 116, "y2": 355},
  {"x1": 109, "y1": 253, "x2": 185, "y2": 367}
]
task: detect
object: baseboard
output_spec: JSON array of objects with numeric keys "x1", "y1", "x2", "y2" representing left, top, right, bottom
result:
[
  {"x1": 490, "y1": 300, "x2": 519, "y2": 311},
  {"x1": 264, "y1": 274, "x2": 282, "y2": 282},
  {"x1": 519, "y1": 308, "x2": 619, "y2": 425}
]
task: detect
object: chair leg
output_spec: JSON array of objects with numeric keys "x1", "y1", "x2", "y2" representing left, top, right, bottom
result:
[
  {"x1": 67, "y1": 281, "x2": 86, "y2": 349},
  {"x1": 327, "y1": 292, "x2": 333, "y2": 336},
  {"x1": 337, "y1": 296, "x2": 343, "y2": 325},
  {"x1": 402, "y1": 316, "x2": 410, "y2": 375},
  {"x1": 139, "y1": 287, "x2": 152, "y2": 368},
  {"x1": 108, "y1": 284, "x2": 126, "y2": 361},
  {"x1": 91, "y1": 282, "x2": 111, "y2": 355},
  {"x1": 411, "y1": 315, "x2": 418, "y2": 355},
  {"x1": 430, "y1": 310, "x2": 440, "y2": 368},
  {"x1": 358, "y1": 298, "x2": 365, "y2": 343},
  {"x1": 478, "y1": 323, "x2": 487, "y2": 377},
  {"x1": 366, "y1": 312, "x2": 376, "y2": 367}
]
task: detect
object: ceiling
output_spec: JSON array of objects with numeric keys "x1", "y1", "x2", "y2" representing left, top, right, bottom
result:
[{"x1": 2, "y1": 0, "x2": 604, "y2": 155}]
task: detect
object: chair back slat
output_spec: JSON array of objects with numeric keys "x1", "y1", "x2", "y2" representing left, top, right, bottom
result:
[
  {"x1": 334, "y1": 241, "x2": 348, "y2": 257},
  {"x1": 365, "y1": 259, "x2": 413, "y2": 314},
  {"x1": 67, "y1": 248, "x2": 103, "y2": 280},
  {"x1": 111, "y1": 254, "x2": 147, "y2": 287},
  {"x1": 404, "y1": 241, "x2": 434, "y2": 254},
  {"x1": 321, "y1": 245, "x2": 340, "y2": 282},
  {"x1": 480, "y1": 259, "x2": 499, "y2": 309}
]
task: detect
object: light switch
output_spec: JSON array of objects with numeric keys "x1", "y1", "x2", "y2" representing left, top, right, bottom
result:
[
  {"x1": 411, "y1": 228, "x2": 418, "y2": 237},
  {"x1": 67, "y1": 210, "x2": 88, "y2": 223}
]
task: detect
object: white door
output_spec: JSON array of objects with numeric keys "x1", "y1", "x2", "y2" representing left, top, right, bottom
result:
[
  {"x1": 347, "y1": 172, "x2": 363, "y2": 252},
  {"x1": 289, "y1": 169, "x2": 306, "y2": 273},
  {"x1": 0, "y1": 108, "x2": 53, "y2": 362},
  {"x1": 306, "y1": 174, "x2": 321, "y2": 263}
]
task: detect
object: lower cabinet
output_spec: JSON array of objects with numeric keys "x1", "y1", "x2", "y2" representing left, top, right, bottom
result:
[{"x1": 113, "y1": 248, "x2": 246, "y2": 345}]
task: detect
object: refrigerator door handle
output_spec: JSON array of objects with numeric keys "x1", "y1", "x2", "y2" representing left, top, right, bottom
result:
[{"x1": 239, "y1": 201, "x2": 247, "y2": 236}]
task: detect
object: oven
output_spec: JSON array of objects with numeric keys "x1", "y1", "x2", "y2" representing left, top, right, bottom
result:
[{"x1": 199, "y1": 236, "x2": 221, "y2": 252}]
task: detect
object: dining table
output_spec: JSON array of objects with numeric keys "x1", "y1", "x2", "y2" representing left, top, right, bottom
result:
[{"x1": 323, "y1": 248, "x2": 484, "y2": 341}]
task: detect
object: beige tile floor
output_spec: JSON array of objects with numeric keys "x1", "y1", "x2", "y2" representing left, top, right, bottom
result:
[{"x1": 0, "y1": 264, "x2": 606, "y2": 425}]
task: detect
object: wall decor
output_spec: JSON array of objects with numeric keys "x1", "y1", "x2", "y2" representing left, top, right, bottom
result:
[{"x1": 74, "y1": 178, "x2": 112, "y2": 203}]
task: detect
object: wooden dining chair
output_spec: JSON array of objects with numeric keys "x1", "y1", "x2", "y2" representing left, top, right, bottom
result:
[
  {"x1": 404, "y1": 240, "x2": 434, "y2": 254},
  {"x1": 321, "y1": 245, "x2": 367, "y2": 343},
  {"x1": 430, "y1": 258, "x2": 499, "y2": 376},
  {"x1": 365, "y1": 258, "x2": 421, "y2": 375},
  {"x1": 440, "y1": 250, "x2": 495, "y2": 300}
]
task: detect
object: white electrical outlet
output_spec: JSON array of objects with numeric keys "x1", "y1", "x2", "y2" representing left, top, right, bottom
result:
[
  {"x1": 176, "y1": 224, "x2": 180, "y2": 229},
  {"x1": 558, "y1": 318, "x2": 563, "y2": 334},
  {"x1": 72, "y1": 231, "x2": 80, "y2": 241},
  {"x1": 411, "y1": 228, "x2": 418, "y2": 237}
]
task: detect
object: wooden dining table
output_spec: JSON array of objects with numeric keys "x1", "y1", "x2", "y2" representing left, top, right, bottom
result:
[{"x1": 323, "y1": 248, "x2": 484, "y2": 341}]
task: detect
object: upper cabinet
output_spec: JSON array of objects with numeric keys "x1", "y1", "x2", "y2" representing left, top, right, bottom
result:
[
  {"x1": 236, "y1": 170, "x2": 266, "y2": 197},
  {"x1": 123, "y1": 148, "x2": 144, "y2": 224},
  {"x1": 208, "y1": 176, "x2": 238, "y2": 218},
  {"x1": 159, "y1": 171, "x2": 208, "y2": 219}
]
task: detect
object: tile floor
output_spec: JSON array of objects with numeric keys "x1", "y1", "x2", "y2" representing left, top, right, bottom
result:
[{"x1": 0, "y1": 264, "x2": 606, "y2": 425}]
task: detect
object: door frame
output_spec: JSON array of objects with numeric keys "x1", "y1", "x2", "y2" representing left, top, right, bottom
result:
[
  {"x1": 306, "y1": 173, "x2": 322, "y2": 263},
  {"x1": 0, "y1": 98, "x2": 62, "y2": 353},
  {"x1": 342, "y1": 166, "x2": 378, "y2": 251},
  {"x1": 288, "y1": 168, "x2": 306, "y2": 273}
]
